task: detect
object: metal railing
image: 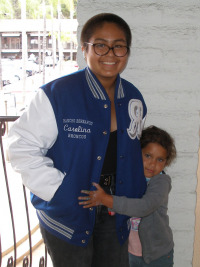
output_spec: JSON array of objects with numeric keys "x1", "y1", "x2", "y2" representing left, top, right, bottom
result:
[{"x1": 0, "y1": 116, "x2": 48, "y2": 267}]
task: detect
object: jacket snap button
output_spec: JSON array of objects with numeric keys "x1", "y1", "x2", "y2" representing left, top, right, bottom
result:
[
  {"x1": 86, "y1": 231, "x2": 90, "y2": 235},
  {"x1": 97, "y1": 156, "x2": 101, "y2": 160},
  {"x1": 104, "y1": 104, "x2": 108, "y2": 108},
  {"x1": 82, "y1": 240, "x2": 86, "y2": 243}
]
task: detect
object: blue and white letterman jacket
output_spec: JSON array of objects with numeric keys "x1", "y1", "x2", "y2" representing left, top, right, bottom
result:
[{"x1": 8, "y1": 67, "x2": 147, "y2": 247}]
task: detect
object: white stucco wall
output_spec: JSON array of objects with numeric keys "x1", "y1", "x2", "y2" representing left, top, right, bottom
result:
[{"x1": 76, "y1": 1, "x2": 200, "y2": 266}]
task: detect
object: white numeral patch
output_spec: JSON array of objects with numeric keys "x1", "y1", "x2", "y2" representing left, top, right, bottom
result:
[{"x1": 127, "y1": 99, "x2": 143, "y2": 140}]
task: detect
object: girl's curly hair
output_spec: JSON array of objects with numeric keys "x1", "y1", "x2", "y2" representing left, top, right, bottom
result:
[{"x1": 140, "y1": 125, "x2": 177, "y2": 166}]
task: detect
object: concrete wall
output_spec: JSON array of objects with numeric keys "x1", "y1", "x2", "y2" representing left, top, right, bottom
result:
[
  {"x1": 193, "y1": 150, "x2": 200, "y2": 267},
  {"x1": 76, "y1": 1, "x2": 200, "y2": 266}
]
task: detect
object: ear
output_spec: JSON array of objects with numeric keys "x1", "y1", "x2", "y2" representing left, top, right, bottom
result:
[{"x1": 81, "y1": 46, "x2": 86, "y2": 59}]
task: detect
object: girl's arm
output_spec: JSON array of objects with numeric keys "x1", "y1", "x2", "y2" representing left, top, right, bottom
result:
[
  {"x1": 79, "y1": 174, "x2": 171, "y2": 218},
  {"x1": 113, "y1": 174, "x2": 171, "y2": 217},
  {"x1": 78, "y1": 183, "x2": 113, "y2": 208}
]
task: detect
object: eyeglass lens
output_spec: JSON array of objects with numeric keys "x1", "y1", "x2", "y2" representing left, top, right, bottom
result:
[{"x1": 94, "y1": 44, "x2": 128, "y2": 57}]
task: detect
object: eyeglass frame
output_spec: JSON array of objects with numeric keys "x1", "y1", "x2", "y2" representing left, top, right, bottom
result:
[{"x1": 84, "y1": 42, "x2": 130, "y2": 57}]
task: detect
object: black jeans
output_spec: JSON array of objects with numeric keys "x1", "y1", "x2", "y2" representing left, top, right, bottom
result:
[
  {"x1": 129, "y1": 249, "x2": 174, "y2": 267},
  {"x1": 40, "y1": 208, "x2": 129, "y2": 267}
]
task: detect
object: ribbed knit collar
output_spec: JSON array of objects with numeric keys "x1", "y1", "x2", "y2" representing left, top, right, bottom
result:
[{"x1": 85, "y1": 67, "x2": 125, "y2": 100}]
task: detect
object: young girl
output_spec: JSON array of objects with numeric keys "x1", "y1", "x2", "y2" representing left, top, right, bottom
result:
[{"x1": 79, "y1": 125, "x2": 177, "y2": 267}]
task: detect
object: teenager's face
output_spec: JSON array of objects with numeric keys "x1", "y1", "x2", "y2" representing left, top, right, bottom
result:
[
  {"x1": 83, "y1": 22, "x2": 129, "y2": 84},
  {"x1": 142, "y1": 143, "x2": 167, "y2": 178}
]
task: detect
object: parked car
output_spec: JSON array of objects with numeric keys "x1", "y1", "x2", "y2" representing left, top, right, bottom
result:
[
  {"x1": 45, "y1": 56, "x2": 57, "y2": 67},
  {"x1": 15, "y1": 60, "x2": 34, "y2": 76},
  {"x1": 1, "y1": 59, "x2": 21, "y2": 86},
  {"x1": 2, "y1": 68, "x2": 20, "y2": 86},
  {"x1": 27, "y1": 60, "x2": 42, "y2": 74},
  {"x1": 64, "y1": 60, "x2": 79, "y2": 73}
]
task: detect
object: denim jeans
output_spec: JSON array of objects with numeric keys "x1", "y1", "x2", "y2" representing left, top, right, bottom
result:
[
  {"x1": 129, "y1": 249, "x2": 174, "y2": 267},
  {"x1": 40, "y1": 207, "x2": 129, "y2": 267}
]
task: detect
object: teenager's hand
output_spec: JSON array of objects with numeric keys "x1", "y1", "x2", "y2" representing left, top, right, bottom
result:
[{"x1": 78, "y1": 182, "x2": 113, "y2": 209}]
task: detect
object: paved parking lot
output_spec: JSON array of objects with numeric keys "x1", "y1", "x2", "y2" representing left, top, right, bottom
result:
[{"x1": 1, "y1": 61, "x2": 79, "y2": 116}]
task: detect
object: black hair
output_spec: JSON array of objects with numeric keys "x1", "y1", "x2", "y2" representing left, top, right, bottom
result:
[
  {"x1": 140, "y1": 125, "x2": 177, "y2": 166},
  {"x1": 80, "y1": 13, "x2": 132, "y2": 48}
]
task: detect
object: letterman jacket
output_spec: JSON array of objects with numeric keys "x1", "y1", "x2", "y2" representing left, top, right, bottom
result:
[{"x1": 8, "y1": 67, "x2": 147, "y2": 247}]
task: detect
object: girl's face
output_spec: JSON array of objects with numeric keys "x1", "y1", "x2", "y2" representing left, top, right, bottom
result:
[
  {"x1": 83, "y1": 22, "x2": 129, "y2": 85},
  {"x1": 142, "y1": 142, "x2": 167, "y2": 178}
]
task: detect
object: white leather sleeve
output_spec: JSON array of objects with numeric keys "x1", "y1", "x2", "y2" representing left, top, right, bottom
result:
[{"x1": 8, "y1": 89, "x2": 65, "y2": 201}]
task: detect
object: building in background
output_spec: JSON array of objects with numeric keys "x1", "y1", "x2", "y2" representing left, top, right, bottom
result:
[{"x1": 0, "y1": 19, "x2": 78, "y2": 61}]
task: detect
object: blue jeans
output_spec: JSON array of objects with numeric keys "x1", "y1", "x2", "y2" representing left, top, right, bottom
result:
[
  {"x1": 40, "y1": 207, "x2": 129, "y2": 267},
  {"x1": 129, "y1": 249, "x2": 174, "y2": 267}
]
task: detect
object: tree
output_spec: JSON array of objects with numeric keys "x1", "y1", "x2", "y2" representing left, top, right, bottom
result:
[
  {"x1": 42, "y1": 0, "x2": 77, "y2": 19},
  {"x1": 0, "y1": 0, "x2": 77, "y2": 19},
  {"x1": 0, "y1": 0, "x2": 15, "y2": 19},
  {"x1": 11, "y1": 0, "x2": 21, "y2": 18},
  {"x1": 26, "y1": 0, "x2": 43, "y2": 19}
]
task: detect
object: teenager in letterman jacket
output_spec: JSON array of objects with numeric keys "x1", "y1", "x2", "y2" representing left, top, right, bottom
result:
[{"x1": 8, "y1": 14, "x2": 147, "y2": 254}]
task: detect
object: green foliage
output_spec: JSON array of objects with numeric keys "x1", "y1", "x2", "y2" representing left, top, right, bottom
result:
[
  {"x1": 45, "y1": 0, "x2": 77, "y2": 19},
  {"x1": 0, "y1": 0, "x2": 15, "y2": 19},
  {"x1": 26, "y1": 0, "x2": 43, "y2": 19},
  {"x1": 12, "y1": 0, "x2": 21, "y2": 18},
  {"x1": 0, "y1": 0, "x2": 77, "y2": 19},
  {"x1": 51, "y1": 30, "x2": 77, "y2": 43}
]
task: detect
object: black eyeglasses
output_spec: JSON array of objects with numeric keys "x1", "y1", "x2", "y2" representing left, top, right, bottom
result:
[{"x1": 84, "y1": 42, "x2": 129, "y2": 57}]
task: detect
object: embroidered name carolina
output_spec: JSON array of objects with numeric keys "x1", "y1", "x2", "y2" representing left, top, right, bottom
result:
[{"x1": 64, "y1": 124, "x2": 91, "y2": 133}]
